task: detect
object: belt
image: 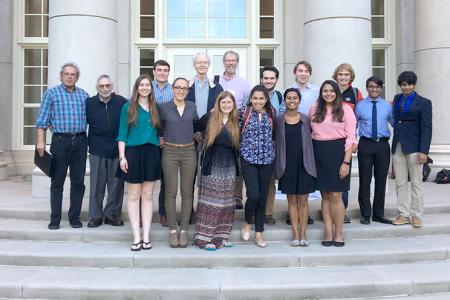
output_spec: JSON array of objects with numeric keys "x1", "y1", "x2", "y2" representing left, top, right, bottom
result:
[
  {"x1": 164, "y1": 142, "x2": 195, "y2": 148},
  {"x1": 53, "y1": 132, "x2": 86, "y2": 137},
  {"x1": 360, "y1": 136, "x2": 389, "y2": 142}
]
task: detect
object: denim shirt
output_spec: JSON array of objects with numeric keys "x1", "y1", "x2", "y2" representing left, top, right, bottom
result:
[{"x1": 239, "y1": 106, "x2": 275, "y2": 165}]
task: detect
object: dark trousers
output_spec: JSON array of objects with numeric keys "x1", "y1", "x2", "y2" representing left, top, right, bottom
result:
[
  {"x1": 241, "y1": 158, "x2": 274, "y2": 233},
  {"x1": 88, "y1": 155, "x2": 124, "y2": 219},
  {"x1": 357, "y1": 138, "x2": 390, "y2": 218},
  {"x1": 49, "y1": 134, "x2": 88, "y2": 223},
  {"x1": 158, "y1": 147, "x2": 166, "y2": 215}
]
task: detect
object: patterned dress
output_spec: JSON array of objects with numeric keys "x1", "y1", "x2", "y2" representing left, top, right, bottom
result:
[{"x1": 194, "y1": 127, "x2": 237, "y2": 249}]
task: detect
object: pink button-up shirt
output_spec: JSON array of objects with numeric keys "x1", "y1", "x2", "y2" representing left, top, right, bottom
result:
[{"x1": 308, "y1": 103, "x2": 356, "y2": 151}]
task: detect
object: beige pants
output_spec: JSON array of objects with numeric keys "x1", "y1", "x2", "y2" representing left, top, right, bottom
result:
[{"x1": 393, "y1": 143, "x2": 424, "y2": 217}]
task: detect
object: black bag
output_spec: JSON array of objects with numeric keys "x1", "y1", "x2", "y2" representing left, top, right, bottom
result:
[
  {"x1": 422, "y1": 157, "x2": 433, "y2": 182},
  {"x1": 434, "y1": 169, "x2": 450, "y2": 184}
]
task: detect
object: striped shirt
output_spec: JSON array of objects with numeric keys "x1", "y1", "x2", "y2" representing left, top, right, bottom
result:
[
  {"x1": 36, "y1": 84, "x2": 89, "y2": 133},
  {"x1": 152, "y1": 80, "x2": 173, "y2": 104}
]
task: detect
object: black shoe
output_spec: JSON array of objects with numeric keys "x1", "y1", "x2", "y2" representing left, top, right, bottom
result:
[
  {"x1": 104, "y1": 215, "x2": 124, "y2": 226},
  {"x1": 344, "y1": 214, "x2": 351, "y2": 224},
  {"x1": 286, "y1": 214, "x2": 291, "y2": 225},
  {"x1": 235, "y1": 199, "x2": 244, "y2": 209},
  {"x1": 372, "y1": 216, "x2": 393, "y2": 224},
  {"x1": 360, "y1": 216, "x2": 371, "y2": 225},
  {"x1": 87, "y1": 218, "x2": 103, "y2": 228},
  {"x1": 333, "y1": 240, "x2": 345, "y2": 247},
  {"x1": 307, "y1": 216, "x2": 314, "y2": 225},
  {"x1": 48, "y1": 221, "x2": 60, "y2": 230},
  {"x1": 321, "y1": 240, "x2": 333, "y2": 247},
  {"x1": 69, "y1": 219, "x2": 83, "y2": 228}
]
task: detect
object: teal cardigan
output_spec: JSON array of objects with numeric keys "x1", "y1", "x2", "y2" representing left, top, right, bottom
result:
[{"x1": 116, "y1": 102, "x2": 160, "y2": 147}]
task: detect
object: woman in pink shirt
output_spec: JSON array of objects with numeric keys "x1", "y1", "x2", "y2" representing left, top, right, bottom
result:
[{"x1": 308, "y1": 80, "x2": 356, "y2": 247}]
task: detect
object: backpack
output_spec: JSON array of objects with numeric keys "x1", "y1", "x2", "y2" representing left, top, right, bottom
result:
[
  {"x1": 434, "y1": 169, "x2": 450, "y2": 184},
  {"x1": 275, "y1": 90, "x2": 283, "y2": 105}
]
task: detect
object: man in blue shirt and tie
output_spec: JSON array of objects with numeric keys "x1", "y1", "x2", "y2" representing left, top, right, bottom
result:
[{"x1": 355, "y1": 76, "x2": 393, "y2": 225}]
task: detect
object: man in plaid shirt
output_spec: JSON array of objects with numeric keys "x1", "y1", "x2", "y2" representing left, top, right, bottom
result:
[{"x1": 36, "y1": 62, "x2": 89, "y2": 230}]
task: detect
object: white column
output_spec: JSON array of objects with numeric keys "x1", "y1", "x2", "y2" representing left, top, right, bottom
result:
[
  {"x1": 303, "y1": 0, "x2": 372, "y2": 89},
  {"x1": 48, "y1": 0, "x2": 118, "y2": 95},
  {"x1": 414, "y1": 0, "x2": 450, "y2": 168}
]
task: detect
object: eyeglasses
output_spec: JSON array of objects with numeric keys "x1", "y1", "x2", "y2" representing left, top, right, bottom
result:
[
  {"x1": 173, "y1": 86, "x2": 188, "y2": 92},
  {"x1": 368, "y1": 85, "x2": 382, "y2": 89}
]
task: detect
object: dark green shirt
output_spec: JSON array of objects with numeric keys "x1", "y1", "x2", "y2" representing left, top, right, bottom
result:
[{"x1": 117, "y1": 102, "x2": 160, "y2": 147}]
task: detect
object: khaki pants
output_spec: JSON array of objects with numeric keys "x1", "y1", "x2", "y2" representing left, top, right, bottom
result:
[
  {"x1": 162, "y1": 144, "x2": 197, "y2": 231},
  {"x1": 265, "y1": 175, "x2": 276, "y2": 216},
  {"x1": 393, "y1": 143, "x2": 424, "y2": 217}
]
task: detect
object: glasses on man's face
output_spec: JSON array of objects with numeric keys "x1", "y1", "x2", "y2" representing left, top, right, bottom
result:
[
  {"x1": 368, "y1": 85, "x2": 381, "y2": 89},
  {"x1": 173, "y1": 86, "x2": 188, "y2": 92},
  {"x1": 98, "y1": 84, "x2": 111, "y2": 89}
]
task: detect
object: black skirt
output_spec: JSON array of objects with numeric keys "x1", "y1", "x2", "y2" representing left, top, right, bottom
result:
[
  {"x1": 117, "y1": 143, "x2": 161, "y2": 184},
  {"x1": 313, "y1": 138, "x2": 350, "y2": 192},
  {"x1": 278, "y1": 122, "x2": 315, "y2": 194}
]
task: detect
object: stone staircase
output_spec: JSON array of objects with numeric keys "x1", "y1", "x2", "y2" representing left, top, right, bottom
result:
[{"x1": 0, "y1": 178, "x2": 450, "y2": 299}]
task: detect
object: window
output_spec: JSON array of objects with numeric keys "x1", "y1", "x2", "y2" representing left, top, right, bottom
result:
[
  {"x1": 167, "y1": 0, "x2": 247, "y2": 39},
  {"x1": 260, "y1": 0, "x2": 274, "y2": 38},
  {"x1": 140, "y1": 49, "x2": 155, "y2": 76},
  {"x1": 371, "y1": 0, "x2": 384, "y2": 39},
  {"x1": 140, "y1": 0, "x2": 155, "y2": 38},
  {"x1": 259, "y1": 49, "x2": 274, "y2": 77},
  {"x1": 372, "y1": 48, "x2": 386, "y2": 98},
  {"x1": 24, "y1": 0, "x2": 49, "y2": 37}
]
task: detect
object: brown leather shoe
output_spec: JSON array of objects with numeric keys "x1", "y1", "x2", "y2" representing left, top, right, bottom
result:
[
  {"x1": 179, "y1": 230, "x2": 188, "y2": 248},
  {"x1": 411, "y1": 216, "x2": 423, "y2": 228},
  {"x1": 169, "y1": 230, "x2": 178, "y2": 248},
  {"x1": 264, "y1": 215, "x2": 276, "y2": 225},
  {"x1": 159, "y1": 214, "x2": 168, "y2": 227}
]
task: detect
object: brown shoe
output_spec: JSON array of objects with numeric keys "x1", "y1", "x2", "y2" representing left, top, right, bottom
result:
[
  {"x1": 411, "y1": 216, "x2": 423, "y2": 228},
  {"x1": 169, "y1": 230, "x2": 178, "y2": 248},
  {"x1": 159, "y1": 214, "x2": 168, "y2": 227},
  {"x1": 179, "y1": 230, "x2": 188, "y2": 248},
  {"x1": 264, "y1": 215, "x2": 276, "y2": 225},
  {"x1": 392, "y1": 215, "x2": 410, "y2": 225}
]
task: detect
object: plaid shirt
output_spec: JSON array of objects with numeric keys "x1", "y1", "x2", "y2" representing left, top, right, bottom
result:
[
  {"x1": 152, "y1": 80, "x2": 173, "y2": 104},
  {"x1": 36, "y1": 84, "x2": 89, "y2": 133}
]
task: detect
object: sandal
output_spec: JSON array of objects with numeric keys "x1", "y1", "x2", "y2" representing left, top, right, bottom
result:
[
  {"x1": 204, "y1": 243, "x2": 217, "y2": 251},
  {"x1": 289, "y1": 240, "x2": 300, "y2": 247},
  {"x1": 142, "y1": 241, "x2": 152, "y2": 250},
  {"x1": 254, "y1": 239, "x2": 267, "y2": 248},
  {"x1": 222, "y1": 240, "x2": 234, "y2": 248},
  {"x1": 131, "y1": 241, "x2": 142, "y2": 251},
  {"x1": 299, "y1": 240, "x2": 309, "y2": 247},
  {"x1": 241, "y1": 223, "x2": 250, "y2": 241}
]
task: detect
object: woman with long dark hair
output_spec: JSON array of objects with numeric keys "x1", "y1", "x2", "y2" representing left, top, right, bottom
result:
[
  {"x1": 193, "y1": 91, "x2": 240, "y2": 250},
  {"x1": 117, "y1": 74, "x2": 161, "y2": 251},
  {"x1": 308, "y1": 80, "x2": 356, "y2": 247},
  {"x1": 158, "y1": 77, "x2": 198, "y2": 248},
  {"x1": 274, "y1": 88, "x2": 316, "y2": 247},
  {"x1": 240, "y1": 85, "x2": 276, "y2": 247}
]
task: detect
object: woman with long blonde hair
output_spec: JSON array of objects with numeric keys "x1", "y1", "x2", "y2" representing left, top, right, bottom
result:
[
  {"x1": 117, "y1": 74, "x2": 161, "y2": 251},
  {"x1": 193, "y1": 91, "x2": 240, "y2": 250}
]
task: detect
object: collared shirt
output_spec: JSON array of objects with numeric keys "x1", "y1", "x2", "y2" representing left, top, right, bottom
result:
[
  {"x1": 36, "y1": 84, "x2": 89, "y2": 133},
  {"x1": 219, "y1": 74, "x2": 251, "y2": 110},
  {"x1": 116, "y1": 102, "x2": 160, "y2": 147},
  {"x1": 194, "y1": 78, "x2": 209, "y2": 117},
  {"x1": 159, "y1": 100, "x2": 199, "y2": 144},
  {"x1": 268, "y1": 90, "x2": 283, "y2": 113},
  {"x1": 280, "y1": 81, "x2": 319, "y2": 114},
  {"x1": 355, "y1": 96, "x2": 393, "y2": 139},
  {"x1": 152, "y1": 80, "x2": 173, "y2": 104}
]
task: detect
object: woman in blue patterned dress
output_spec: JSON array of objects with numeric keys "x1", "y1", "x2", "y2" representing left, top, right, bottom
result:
[{"x1": 240, "y1": 85, "x2": 276, "y2": 247}]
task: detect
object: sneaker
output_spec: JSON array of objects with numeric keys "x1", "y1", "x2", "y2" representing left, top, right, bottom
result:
[
  {"x1": 392, "y1": 215, "x2": 410, "y2": 225},
  {"x1": 307, "y1": 216, "x2": 314, "y2": 225},
  {"x1": 344, "y1": 214, "x2": 351, "y2": 224},
  {"x1": 411, "y1": 216, "x2": 423, "y2": 228},
  {"x1": 264, "y1": 215, "x2": 276, "y2": 225},
  {"x1": 235, "y1": 199, "x2": 244, "y2": 209}
]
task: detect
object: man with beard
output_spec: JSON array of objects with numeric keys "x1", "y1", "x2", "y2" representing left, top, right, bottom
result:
[{"x1": 86, "y1": 75, "x2": 127, "y2": 227}]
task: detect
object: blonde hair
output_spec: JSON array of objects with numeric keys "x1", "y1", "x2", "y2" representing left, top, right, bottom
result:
[
  {"x1": 332, "y1": 63, "x2": 355, "y2": 83},
  {"x1": 204, "y1": 91, "x2": 240, "y2": 149}
]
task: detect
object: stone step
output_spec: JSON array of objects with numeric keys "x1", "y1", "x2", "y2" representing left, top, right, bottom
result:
[
  {"x1": 0, "y1": 234, "x2": 449, "y2": 269},
  {"x1": 1, "y1": 214, "x2": 450, "y2": 243},
  {"x1": 2, "y1": 260, "x2": 450, "y2": 299}
]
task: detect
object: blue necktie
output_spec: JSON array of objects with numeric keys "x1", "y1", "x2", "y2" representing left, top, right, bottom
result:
[{"x1": 371, "y1": 101, "x2": 377, "y2": 140}]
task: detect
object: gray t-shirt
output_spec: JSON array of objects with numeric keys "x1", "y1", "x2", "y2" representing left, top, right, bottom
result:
[{"x1": 158, "y1": 100, "x2": 199, "y2": 144}]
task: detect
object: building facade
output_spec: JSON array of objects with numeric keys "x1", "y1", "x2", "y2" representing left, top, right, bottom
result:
[{"x1": 0, "y1": 0, "x2": 449, "y2": 176}]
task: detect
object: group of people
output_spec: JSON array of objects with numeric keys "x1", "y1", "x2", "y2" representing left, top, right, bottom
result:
[{"x1": 35, "y1": 50, "x2": 432, "y2": 251}]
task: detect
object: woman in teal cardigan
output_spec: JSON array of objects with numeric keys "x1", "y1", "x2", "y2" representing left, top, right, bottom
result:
[{"x1": 117, "y1": 74, "x2": 161, "y2": 251}]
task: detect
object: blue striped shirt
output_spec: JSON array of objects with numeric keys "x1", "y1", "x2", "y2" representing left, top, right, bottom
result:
[
  {"x1": 36, "y1": 84, "x2": 89, "y2": 133},
  {"x1": 152, "y1": 80, "x2": 173, "y2": 104}
]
